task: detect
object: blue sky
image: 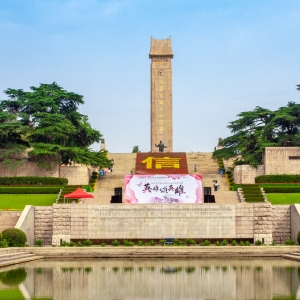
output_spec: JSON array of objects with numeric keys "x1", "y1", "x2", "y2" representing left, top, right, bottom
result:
[{"x1": 0, "y1": 0, "x2": 299, "y2": 153}]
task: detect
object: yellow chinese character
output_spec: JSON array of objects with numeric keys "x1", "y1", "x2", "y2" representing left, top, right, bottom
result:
[
  {"x1": 159, "y1": 100, "x2": 164, "y2": 104},
  {"x1": 159, "y1": 86, "x2": 164, "y2": 92},
  {"x1": 141, "y1": 157, "x2": 154, "y2": 169},
  {"x1": 154, "y1": 157, "x2": 181, "y2": 169},
  {"x1": 159, "y1": 114, "x2": 164, "y2": 118},
  {"x1": 159, "y1": 80, "x2": 164, "y2": 84},
  {"x1": 159, "y1": 126, "x2": 164, "y2": 131},
  {"x1": 159, "y1": 94, "x2": 164, "y2": 99},
  {"x1": 159, "y1": 120, "x2": 164, "y2": 124}
]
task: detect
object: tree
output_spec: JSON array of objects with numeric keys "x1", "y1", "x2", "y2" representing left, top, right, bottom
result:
[
  {"x1": 213, "y1": 86, "x2": 300, "y2": 167},
  {"x1": 0, "y1": 82, "x2": 111, "y2": 168},
  {"x1": 132, "y1": 145, "x2": 140, "y2": 153}
]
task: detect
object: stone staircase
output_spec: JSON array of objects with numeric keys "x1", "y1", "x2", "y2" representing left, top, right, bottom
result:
[
  {"x1": 281, "y1": 252, "x2": 300, "y2": 261},
  {"x1": 88, "y1": 152, "x2": 239, "y2": 204},
  {"x1": 0, "y1": 211, "x2": 22, "y2": 232},
  {"x1": 0, "y1": 251, "x2": 44, "y2": 268},
  {"x1": 91, "y1": 153, "x2": 137, "y2": 204}
]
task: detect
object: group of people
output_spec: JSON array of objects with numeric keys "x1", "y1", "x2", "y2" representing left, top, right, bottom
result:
[{"x1": 98, "y1": 159, "x2": 114, "y2": 177}]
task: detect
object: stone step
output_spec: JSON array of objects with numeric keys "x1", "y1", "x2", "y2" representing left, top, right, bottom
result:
[
  {"x1": 281, "y1": 253, "x2": 300, "y2": 261},
  {"x1": 0, "y1": 252, "x2": 44, "y2": 267},
  {"x1": 0, "y1": 252, "x2": 35, "y2": 262}
]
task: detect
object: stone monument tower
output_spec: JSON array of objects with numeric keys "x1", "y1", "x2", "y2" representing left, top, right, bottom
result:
[{"x1": 149, "y1": 37, "x2": 173, "y2": 152}]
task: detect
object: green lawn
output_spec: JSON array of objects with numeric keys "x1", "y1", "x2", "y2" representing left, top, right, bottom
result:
[
  {"x1": 266, "y1": 193, "x2": 300, "y2": 205},
  {"x1": 0, "y1": 194, "x2": 57, "y2": 210}
]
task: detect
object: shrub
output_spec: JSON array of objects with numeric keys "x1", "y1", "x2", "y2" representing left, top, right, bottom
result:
[
  {"x1": 159, "y1": 239, "x2": 166, "y2": 245},
  {"x1": 112, "y1": 240, "x2": 120, "y2": 246},
  {"x1": 245, "y1": 241, "x2": 251, "y2": 246},
  {"x1": 255, "y1": 174, "x2": 300, "y2": 183},
  {"x1": 200, "y1": 240, "x2": 211, "y2": 246},
  {"x1": 1, "y1": 228, "x2": 27, "y2": 247},
  {"x1": 174, "y1": 239, "x2": 183, "y2": 246},
  {"x1": 271, "y1": 240, "x2": 276, "y2": 246},
  {"x1": 221, "y1": 239, "x2": 228, "y2": 246},
  {"x1": 285, "y1": 239, "x2": 295, "y2": 245},
  {"x1": 123, "y1": 240, "x2": 134, "y2": 246},
  {"x1": 0, "y1": 176, "x2": 67, "y2": 186},
  {"x1": 100, "y1": 242, "x2": 106, "y2": 247},
  {"x1": 137, "y1": 240, "x2": 143, "y2": 246},
  {"x1": 215, "y1": 241, "x2": 220, "y2": 246},
  {"x1": 60, "y1": 241, "x2": 69, "y2": 247},
  {"x1": 231, "y1": 240, "x2": 238, "y2": 246},
  {"x1": 77, "y1": 242, "x2": 83, "y2": 247},
  {"x1": 150, "y1": 240, "x2": 155, "y2": 246},
  {"x1": 83, "y1": 239, "x2": 93, "y2": 246},
  {"x1": 69, "y1": 241, "x2": 75, "y2": 247},
  {"x1": 255, "y1": 239, "x2": 262, "y2": 246},
  {"x1": 240, "y1": 241, "x2": 244, "y2": 246},
  {"x1": 263, "y1": 186, "x2": 300, "y2": 193},
  {"x1": 34, "y1": 239, "x2": 43, "y2": 247},
  {"x1": 185, "y1": 238, "x2": 196, "y2": 246},
  {"x1": 0, "y1": 239, "x2": 8, "y2": 248}
]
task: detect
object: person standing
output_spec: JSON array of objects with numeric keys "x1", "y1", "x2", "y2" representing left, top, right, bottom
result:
[
  {"x1": 214, "y1": 181, "x2": 218, "y2": 191},
  {"x1": 194, "y1": 164, "x2": 197, "y2": 172}
]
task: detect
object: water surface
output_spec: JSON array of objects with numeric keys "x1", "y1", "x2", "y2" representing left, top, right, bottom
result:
[{"x1": 1, "y1": 258, "x2": 300, "y2": 299}]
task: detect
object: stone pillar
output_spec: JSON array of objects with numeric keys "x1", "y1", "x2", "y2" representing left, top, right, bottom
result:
[{"x1": 149, "y1": 37, "x2": 173, "y2": 152}]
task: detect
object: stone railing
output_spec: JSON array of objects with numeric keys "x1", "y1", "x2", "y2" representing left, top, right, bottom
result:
[{"x1": 237, "y1": 188, "x2": 245, "y2": 202}]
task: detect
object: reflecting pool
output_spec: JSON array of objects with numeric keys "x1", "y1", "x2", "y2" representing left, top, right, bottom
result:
[{"x1": 1, "y1": 258, "x2": 300, "y2": 299}]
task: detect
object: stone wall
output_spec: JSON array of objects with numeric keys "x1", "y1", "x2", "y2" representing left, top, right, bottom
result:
[
  {"x1": 0, "y1": 160, "x2": 59, "y2": 177},
  {"x1": 35, "y1": 206, "x2": 53, "y2": 246},
  {"x1": 264, "y1": 147, "x2": 300, "y2": 175},
  {"x1": 291, "y1": 204, "x2": 300, "y2": 243},
  {"x1": 59, "y1": 166, "x2": 91, "y2": 185},
  {"x1": 233, "y1": 165, "x2": 265, "y2": 184},
  {"x1": 0, "y1": 211, "x2": 21, "y2": 232},
  {"x1": 15, "y1": 205, "x2": 35, "y2": 246},
  {"x1": 253, "y1": 203, "x2": 273, "y2": 244},
  {"x1": 50, "y1": 203, "x2": 282, "y2": 245},
  {"x1": 0, "y1": 160, "x2": 90, "y2": 185},
  {"x1": 272, "y1": 205, "x2": 291, "y2": 244},
  {"x1": 236, "y1": 203, "x2": 254, "y2": 239},
  {"x1": 52, "y1": 204, "x2": 71, "y2": 245}
]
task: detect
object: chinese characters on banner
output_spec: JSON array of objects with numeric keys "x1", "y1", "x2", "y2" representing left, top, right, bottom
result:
[{"x1": 124, "y1": 174, "x2": 202, "y2": 204}]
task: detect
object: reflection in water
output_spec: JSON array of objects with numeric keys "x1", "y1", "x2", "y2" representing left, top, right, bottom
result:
[{"x1": 0, "y1": 259, "x2": 300, "y2": 299}]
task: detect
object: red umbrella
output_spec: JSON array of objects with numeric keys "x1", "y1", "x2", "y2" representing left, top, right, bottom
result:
[{"x1": 64, "y1": 187, "x2": 94, "y2": 199}]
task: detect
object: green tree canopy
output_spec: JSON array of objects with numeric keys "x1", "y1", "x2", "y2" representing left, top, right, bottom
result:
[
  {"x1": 132, "y1": 145, "x2": 140, "y2": 153},
  {"x1": 0, "y1": 82, "x2": 111, "y2": 168},
  {"x1": 213, "y1": 85, "x2": 300, "y2": 167}
]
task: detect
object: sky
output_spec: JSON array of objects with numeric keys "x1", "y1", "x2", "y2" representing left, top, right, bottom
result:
[{"x1": 0, "y1": 0, "x2": 299, "y2": 153}]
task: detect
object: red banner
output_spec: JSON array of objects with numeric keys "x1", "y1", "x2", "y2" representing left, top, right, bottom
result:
[{"x1": 135, "y1": 152, "x2": 188, "y2": 175}]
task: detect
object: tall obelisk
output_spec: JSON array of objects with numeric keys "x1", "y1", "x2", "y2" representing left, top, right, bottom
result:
[{"x1": 149, "y1": 37, "x2": 173, "y2": 152}]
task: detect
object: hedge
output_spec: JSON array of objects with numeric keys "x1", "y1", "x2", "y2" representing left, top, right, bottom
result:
[
  {"x1": 255, "y1": 175, "x2": 300, "y2": 183},
  {"x1": 0, "y1": 176, "x2": 68, "y2": 186},
  {"x1": 1, "y1": 228, "x2": 27, "y2": 247},
  {"x1": 263, "y1": 187, "x2": 300, "y2": 193},
  {"x1": 0, "y1": 187, "x2": 61, "y2": 194}
]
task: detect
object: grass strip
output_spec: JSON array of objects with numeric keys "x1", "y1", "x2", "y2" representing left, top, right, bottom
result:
[{"x1": 0, "y1": 194, "x2": 57, "y2": 210}]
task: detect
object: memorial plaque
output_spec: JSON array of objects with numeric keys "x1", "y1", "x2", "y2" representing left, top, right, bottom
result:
[{"x1": 69, "y1": 204, "x2": 236, "y2": 240}]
